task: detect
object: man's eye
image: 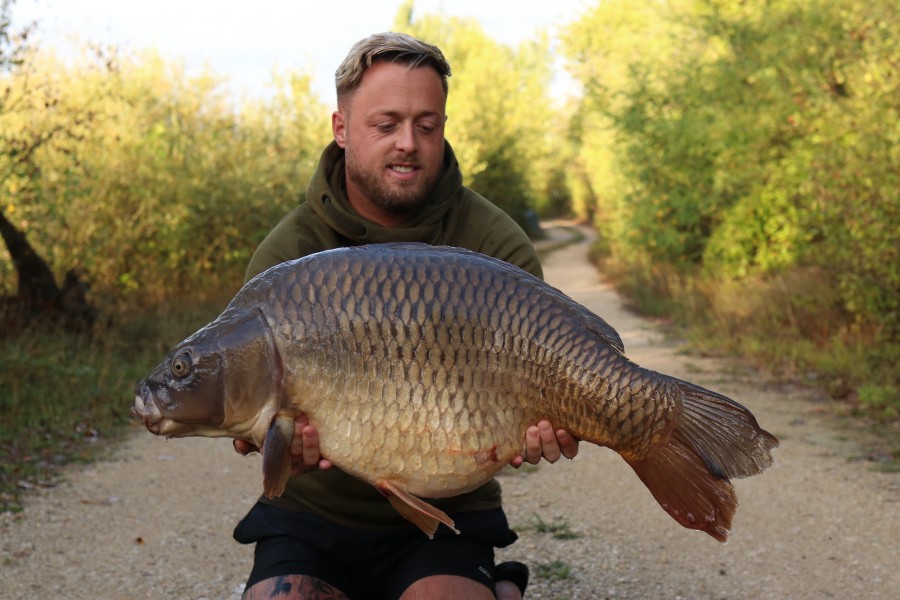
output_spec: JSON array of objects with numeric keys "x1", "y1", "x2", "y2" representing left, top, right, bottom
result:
[{"x1": 376, "y1": 123, "x2": 396, "y2": 132}]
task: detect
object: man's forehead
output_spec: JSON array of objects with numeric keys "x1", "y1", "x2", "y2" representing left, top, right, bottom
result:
[{"x1": 345, "y1": 62, "x2": 447, "y2": 113}]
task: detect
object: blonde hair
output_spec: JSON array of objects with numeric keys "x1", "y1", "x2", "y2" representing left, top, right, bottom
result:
[{"x1": 335, "y1": 32, "x2": 451, "y2": 103}]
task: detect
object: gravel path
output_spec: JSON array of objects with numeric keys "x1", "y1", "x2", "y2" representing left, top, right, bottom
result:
[{"x1": 2, "y1": 225, "x2": 897, "y2": 599}]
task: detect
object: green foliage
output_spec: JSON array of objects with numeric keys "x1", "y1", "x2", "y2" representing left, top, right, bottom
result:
[
  {"x1": 0, "y1": 327, "x2": 127, "y2": 511},
  {"x1": 0, "y1": 291, "x2": 231, "y2": 511},
  {"x1": 855, "y1": 387, "x2": 899, "y2": 422},
  {"x1": 562, "y1": 0, "x2": 900, "y2": 405},
  {"x1": 699, "y1": 0, "x2": 900, "y2": 334},
  {"x1": 1, "y1": 45, "x2": 331, "y2": 309}
]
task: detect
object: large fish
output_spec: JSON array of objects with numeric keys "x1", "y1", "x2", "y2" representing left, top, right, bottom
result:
[{"x1": 133, "y1": 243, "x2": 777, "y2": 541}]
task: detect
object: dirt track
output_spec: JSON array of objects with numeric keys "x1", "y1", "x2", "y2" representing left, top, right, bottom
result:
[{"x1": 1, "y1": 225, "x2": 897, "y2": 599}]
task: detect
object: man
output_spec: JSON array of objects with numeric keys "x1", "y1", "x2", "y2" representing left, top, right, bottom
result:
[{"x1": 233, "y1": 32, "x2": 578, "y2": 600}]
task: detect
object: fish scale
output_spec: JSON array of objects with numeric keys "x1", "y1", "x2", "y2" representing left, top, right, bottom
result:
[{"x1": 133, "y1": 242, "x2": 778, "y2": 541}]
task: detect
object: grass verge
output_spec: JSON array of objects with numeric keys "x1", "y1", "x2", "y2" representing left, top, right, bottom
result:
[{"x1": 0, "y1": 291, "x2": 233, "y2": 513}]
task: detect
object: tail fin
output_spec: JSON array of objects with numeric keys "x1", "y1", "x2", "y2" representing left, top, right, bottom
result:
[{"x1": 627, "y1": 380, "x2": 779, "y2": 542}]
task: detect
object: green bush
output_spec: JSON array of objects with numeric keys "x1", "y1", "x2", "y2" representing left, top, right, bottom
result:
[
  {"x1": 563, "y1": 0, "x2": 899, "y2": 406},
  {"x1": 1, "y1": 48, "x2": 331, "y2": 309}
]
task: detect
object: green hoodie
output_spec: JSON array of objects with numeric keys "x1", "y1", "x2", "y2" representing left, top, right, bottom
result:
[{"x1": 246, "y1": 140, "x2": 541, "y2": 530}]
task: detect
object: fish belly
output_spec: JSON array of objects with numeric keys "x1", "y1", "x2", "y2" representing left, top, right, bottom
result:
[{"x1": 283, "y1": 327, "x2": 537, "y2": 498}]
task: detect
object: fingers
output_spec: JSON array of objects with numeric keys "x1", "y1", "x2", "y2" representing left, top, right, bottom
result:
[
  {"x1": 289, "y1": 413, "x2": 311, "y2": 455},
  {"x1": 522, "y1": 425, "x2": 540, "y2": 465},
  {"x1": 236, "y1": 413, "x2": 330, "y2": 476},
  {"x1": 537, "y1": 421, "x2": 562, "y2": 463},
  {"x1": 292, "y1": 437, "x2": 332, "y2": 473},
  {"x1": 517, "y1": 420, "x2": 578, "y2": 466},
  {"x1": 290, "y1": 414, "x2": 331, "y2": 475},
  {"x1": 523, "y1": 422, "x2": 558, "y2": 464},
  {"x1": 556, "y1": 428, "x2": 580, "y2": 460},
  {"x1": 301, "y1": 425, "x2": 320, "y2": 467}
]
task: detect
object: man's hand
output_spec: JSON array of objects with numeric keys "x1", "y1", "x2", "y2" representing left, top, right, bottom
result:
[
  {"x1": 233, "y1": 413, "x2": 333, "y2": 475},
  {"x1": 509, "y1": 420, "x2": 579, "y2": 468}
]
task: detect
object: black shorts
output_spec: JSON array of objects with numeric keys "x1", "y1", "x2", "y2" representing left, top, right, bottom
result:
[{"x1": 233, "y1": 502, "x2": 518, "y2": 599}]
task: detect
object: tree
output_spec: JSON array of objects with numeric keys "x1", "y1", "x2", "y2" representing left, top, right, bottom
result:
[
  {"x1": 3, "y1": 39, "x2": 332, "y2": 317},
  {"x1": 1, "y1": 0, "x2": 96, "y2": 332},
  {"x1": 560, "y1": 0, "x2": 899, "y2": 381}
]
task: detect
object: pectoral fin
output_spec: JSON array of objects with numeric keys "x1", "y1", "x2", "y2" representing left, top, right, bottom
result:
[
  {"x1": 262, "y1": 412, "x2": 295, "y2": 499},
  {"x1": 377, "y1": 480, "x2": 459, "y2": 538}
]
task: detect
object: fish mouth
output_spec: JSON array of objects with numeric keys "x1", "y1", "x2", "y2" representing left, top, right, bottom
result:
[
  {"x1": 132, "y1": 391, "x2": 166, "y2": 435},
  {"x1": 131, "y1": 385, "x2": 193, "y2": 436}
]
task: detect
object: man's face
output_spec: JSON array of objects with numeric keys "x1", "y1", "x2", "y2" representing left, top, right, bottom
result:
[{"x1": 332, "y1": 60, "x2": 447, "y2": 226}]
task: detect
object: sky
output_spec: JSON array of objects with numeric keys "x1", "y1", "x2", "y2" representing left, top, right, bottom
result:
[{"x1": 12, "y1": 0, "x2": 591, "y2": 104}]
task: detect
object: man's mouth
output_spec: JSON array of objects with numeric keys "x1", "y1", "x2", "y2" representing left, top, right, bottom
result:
[{"x1": 387, "y1": 163, "x2": 421, "y2": 182}]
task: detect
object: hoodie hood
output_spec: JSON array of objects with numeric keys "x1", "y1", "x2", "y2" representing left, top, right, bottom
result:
[{"x1": 304, "y1": 140, "x2": 463, "y2": 245}]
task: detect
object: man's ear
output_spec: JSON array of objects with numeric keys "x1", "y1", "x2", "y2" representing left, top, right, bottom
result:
[{"x1": 332, "y1": 110, "x2": 347, "y2": 148}]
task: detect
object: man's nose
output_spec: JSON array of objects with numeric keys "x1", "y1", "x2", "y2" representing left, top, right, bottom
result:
[{"x1": 394, "y1": 122, "x2": 418, "y2": 154}]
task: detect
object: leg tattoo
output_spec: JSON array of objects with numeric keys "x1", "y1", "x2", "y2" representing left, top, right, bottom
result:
[{"x1": 242, "y1": 574, "x2": 349, "y2": 600}]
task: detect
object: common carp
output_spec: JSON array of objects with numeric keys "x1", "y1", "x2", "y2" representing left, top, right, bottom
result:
[{"x1": 133, "y1": 243, "x2": 778, "y2": 541}]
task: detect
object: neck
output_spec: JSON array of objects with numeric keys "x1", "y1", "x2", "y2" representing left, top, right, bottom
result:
[{"x1": 345, "y1": 190, "x2": 414, "y2": 228}]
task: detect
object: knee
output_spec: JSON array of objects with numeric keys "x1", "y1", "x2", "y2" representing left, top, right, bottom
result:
[{"x1": 399, "y1": 574, "x2": 495, "y2": 600}]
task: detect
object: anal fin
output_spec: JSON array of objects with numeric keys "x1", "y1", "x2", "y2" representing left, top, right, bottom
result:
[
  {"x1": 377, "y1": 480, "x2": 459, "y2": 538},
  {"x1": 262, "y1": 413, "x2": 295, "y2": 499}
]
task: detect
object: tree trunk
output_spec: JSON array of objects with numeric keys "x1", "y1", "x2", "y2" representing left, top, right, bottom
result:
[{"x1": 0, "y1": 209, "x2": 95, "y2": 332}]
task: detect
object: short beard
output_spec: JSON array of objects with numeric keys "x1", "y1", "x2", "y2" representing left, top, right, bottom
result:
[{"x1": 344, "y1": 146, "x2": 441, "y2": 216}]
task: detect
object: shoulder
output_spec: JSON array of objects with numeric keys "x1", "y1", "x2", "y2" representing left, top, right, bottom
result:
[
  {"x1": 444, "y1": 188, "x2": 543, "y2": 279},
  {"x1": 244, "y1": 204, "x2": 341, "y2": 282}
]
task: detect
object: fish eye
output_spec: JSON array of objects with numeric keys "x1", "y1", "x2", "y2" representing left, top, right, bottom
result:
[{"x1": 170, "y1": 353, "x2": 192, "y2": 378}]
